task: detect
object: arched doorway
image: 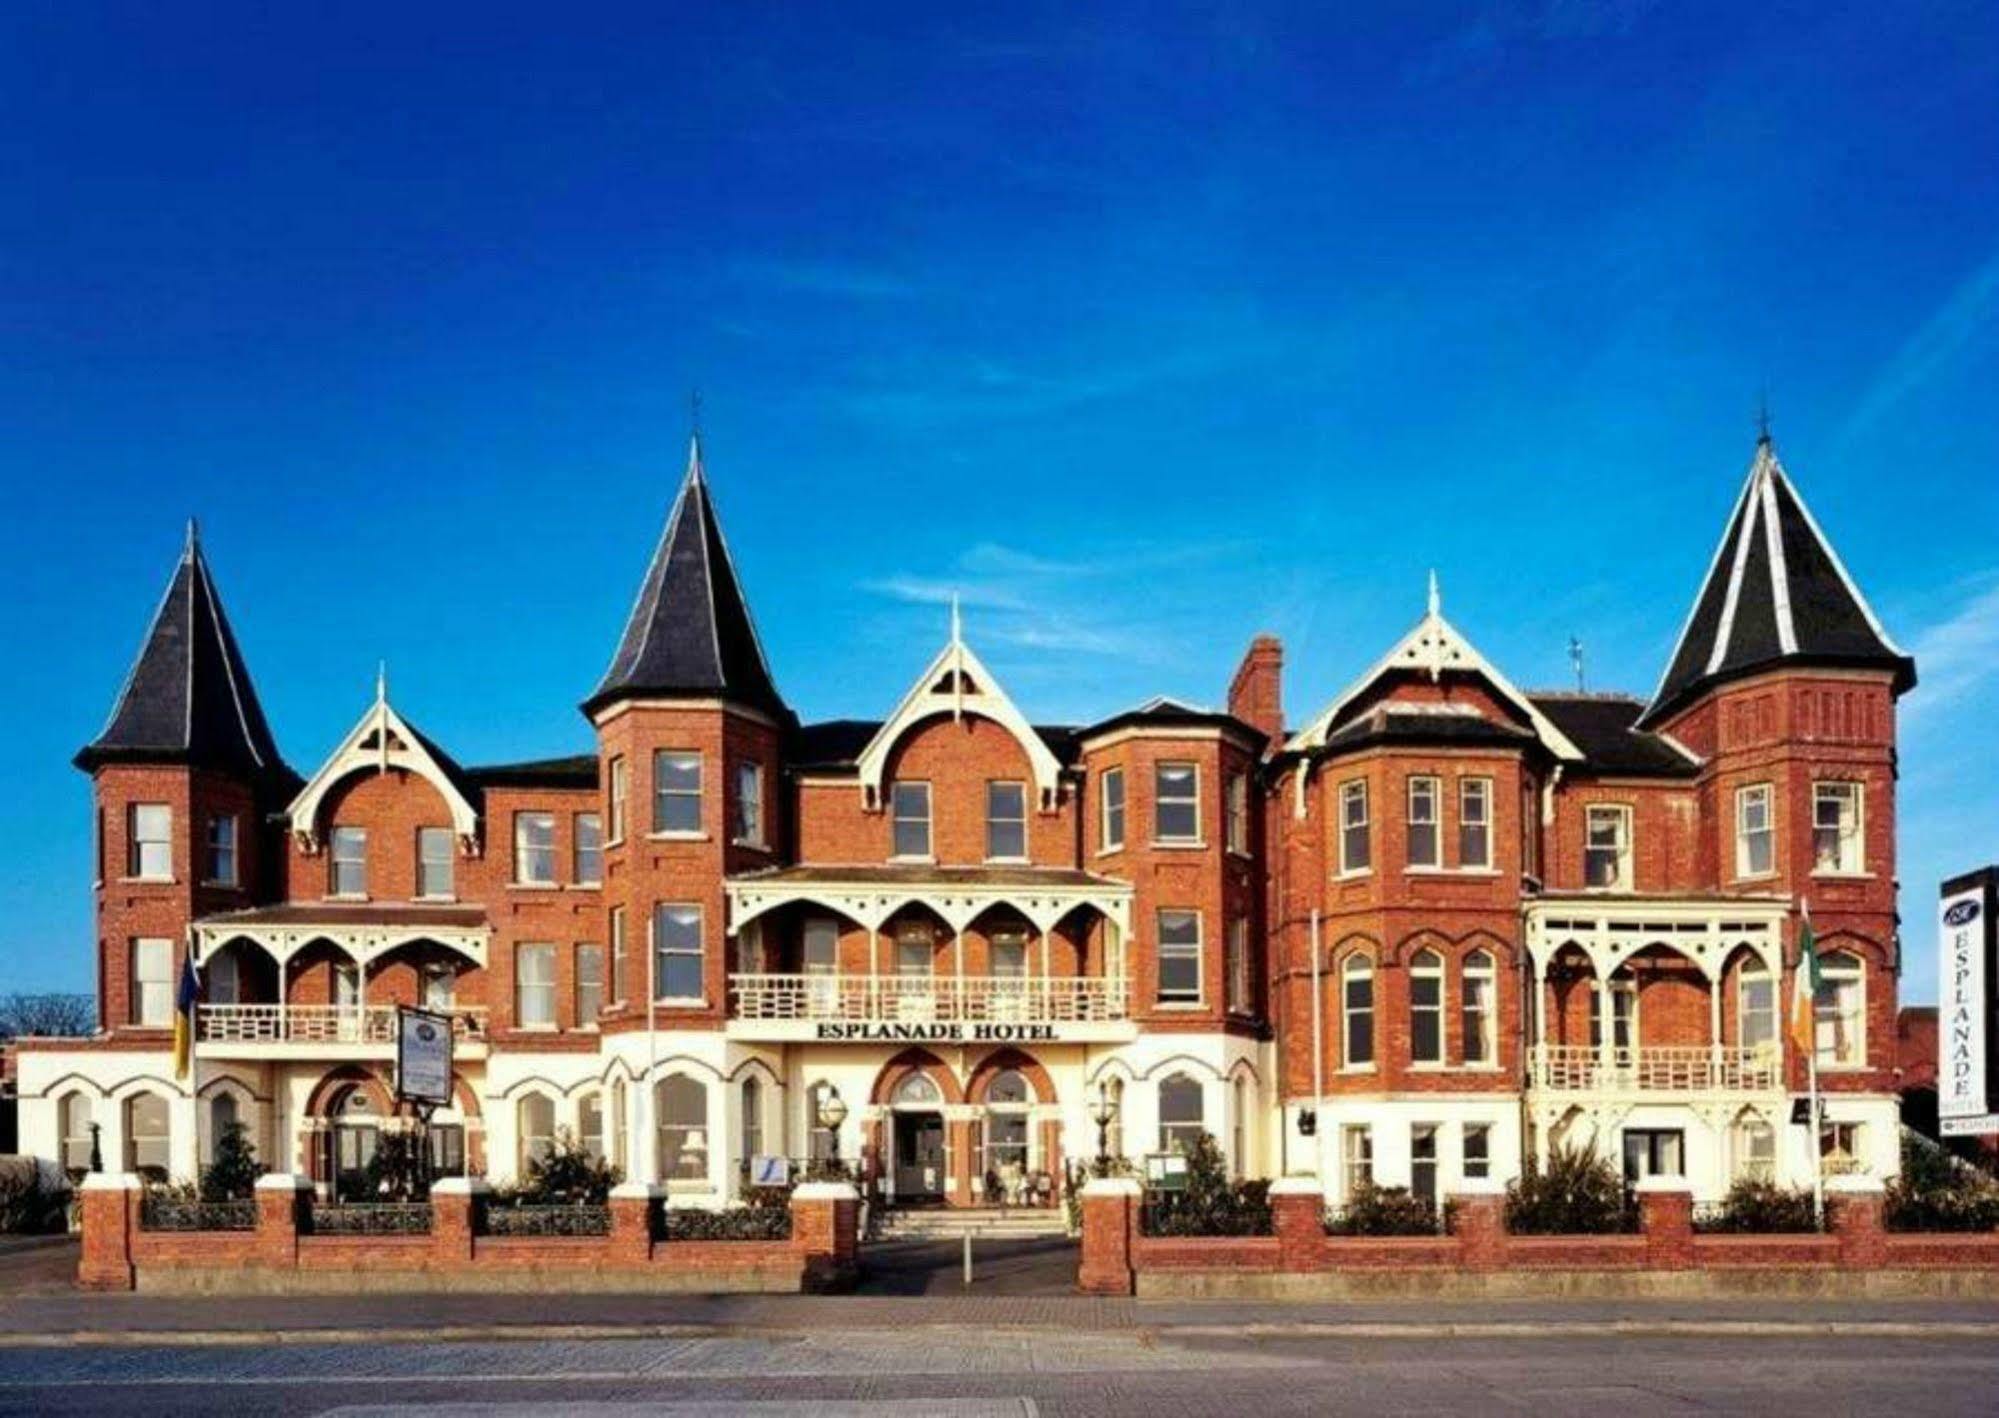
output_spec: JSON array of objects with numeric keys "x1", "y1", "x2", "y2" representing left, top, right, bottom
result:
[
  {"x1": 324, "y1": 1085, "x2": 381, "y2": 1201},
  {"x1": 889, "y1": 1071, "x2": 946, "y2": 1204}
]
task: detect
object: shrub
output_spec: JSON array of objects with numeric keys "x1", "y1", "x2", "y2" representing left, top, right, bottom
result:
[
  {"x1": 1143, "y1": 1134, "x2": 1271, "y2": 1237},
  {"x1": 516, "y1": 1130, "x2": 622, "y2": 1205},
  {"x1": 200, "y1": 1121, "x2": 260, "y2": 1202},
  {"x1": 661, "y1": 1205, "x2": 791, "y2": 1241},
  {"x1": 1505, "y1": 1144, "x2": 1633, "y2": 1235},
  {"x1": 1327, "y1": 1183, "x2": 1441, "y2": 1237},
  {"x1": 360, "y1": 1128, "x2": 431, "y2": 1202},
  {"x1": 0, "y1": 1158, "x2": 70, "y2": 1235},
  {"x1": 1887, "y1": 1134, "x2": 1999, "y2": 1233},
  {"x1": 1697, "y1": 1178, "x2": 1819, "y2": 1233}
]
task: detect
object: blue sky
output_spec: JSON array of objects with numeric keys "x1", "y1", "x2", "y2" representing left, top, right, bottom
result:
[{"x1": 2, "y1": 2, "x2": 1994, "y2": 1000}]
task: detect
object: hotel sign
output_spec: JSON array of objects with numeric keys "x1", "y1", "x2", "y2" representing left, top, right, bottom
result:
[
  {"x1": 814, "y1": 1021, "x2": 1059, "y2": 1043},
  {"x1": 1939, "y1": 868, "x2": 1999, "y2": 1137},
  {"x1": 725, "y1": 1017, "x2": 1138, "y2": 1044}
]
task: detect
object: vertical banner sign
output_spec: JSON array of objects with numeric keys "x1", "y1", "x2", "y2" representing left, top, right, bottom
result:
[
  {"x1": 395, "y1": 1006, "x2": 455, "y2": 1107},
  {"x1": 1939, "y1": 867, "x2": 1999, "y2": 1137}
]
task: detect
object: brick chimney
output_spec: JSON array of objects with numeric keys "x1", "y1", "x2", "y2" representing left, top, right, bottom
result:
[{"x1": 1227, "y1": 634, "x2": 1284, "y2": 746}]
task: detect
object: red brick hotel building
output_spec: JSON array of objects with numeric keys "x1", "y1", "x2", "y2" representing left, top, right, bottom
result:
[{"x1": 16, "y1": 431, "x2": 1914, "y2": 1211}]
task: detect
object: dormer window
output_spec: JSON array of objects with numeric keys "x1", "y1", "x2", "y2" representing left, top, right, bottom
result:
[
  {"x1": 328, "y1": 826, "x2": 367, "y2": 897},
  {"x1": 890, "y1": 781, "x2": 932, "y2": 859},
  {"x1": 986, "y1": 781, "x2": 1027, "y2": 861},
  {"x1": 1584, "y1": 805, "x2": 1631, "y2": 890},
  {"x1": 128, "y1": 803, "x2": 172, "y2": 881}
]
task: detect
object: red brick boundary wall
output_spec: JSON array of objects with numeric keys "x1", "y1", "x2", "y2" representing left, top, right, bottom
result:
[
  {"x1": 1076, "y1": 1174, "x2": 1999, "y2": 1297},
  {"x1": 80, "y1": 1173, "x2": 861, "y2": 1295}
]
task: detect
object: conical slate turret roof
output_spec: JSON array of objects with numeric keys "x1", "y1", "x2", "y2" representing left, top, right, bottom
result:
[
  {"x1": 583, "y1": 435, "x2": 788, "y2": 721},
  {"x1": 76, "y1": 522, "x2": 289, "y2": 780},
  {"x1": 1638, "y1": 437, "x2": 1915, "y2": 729}
]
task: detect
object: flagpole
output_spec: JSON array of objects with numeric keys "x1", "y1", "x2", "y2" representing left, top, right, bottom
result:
[{"x1": 1310, "y1": 910, "x2": 1327, "y2": 1192}]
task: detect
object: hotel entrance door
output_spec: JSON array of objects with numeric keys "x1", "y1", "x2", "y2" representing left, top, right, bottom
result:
[{"x1": 893, "y1": 1112, "x2": 946, "y2": 1203}]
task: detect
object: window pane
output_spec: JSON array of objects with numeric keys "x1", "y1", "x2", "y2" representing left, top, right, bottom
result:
[
  {"x1": 1341, "y1": 781, "x2": 1371, "y2": 873},
  {"x1": 418, "y1": 827, "x2": 455, "y2": 897},
  {"x1": 514, "y1": 812, "x2": 556, "y2": 884},
  {"x1": 1463, "y1": 1123, "x2": 1491, "y2": 1179},
  {"x1": 574, "y1": 813, "x2": 602, "y2": 884},
  {"x1": 1157, "y1": 910, "x2": 1200, "y2": 1002},
  {"x1": 1155, "y1": 763, "x2": 1198, "y2": 842},
  {"x1": 576, "y1": 944, "x2": 605, "y2": 1021},
  {"x1": 1102, "y1": 768, "x2": 1126, "y2": 849},
  {"x1": 734, "y1": 763, "x2": 763, "y2": 844},
  {"x1": 1406, "y1": 778, "x2": 1439, "y2": 868},
  {"x1": 654, "y1": 751, "x2": 702, "y2": 834},
  {"x1": 330, "y1": 826, "x2": 367, "y2": 895},
  {"x1": 655, "y1": 904, "x2": 704, "y2": 1001},
  {"x1": 516, "y1": 944, "x2": 555, "y2": 1027},
  {"x1": 891, "y1": 782, "x2": 931, "y2": 858},
  {"x1": 131, "y1": 804, "x2": 172, "y2": 878},
  {"x1": 986, "y1": 781, "x2": 1026, "y2": 859},
  {"x1": 206, "y1": 816, "x2": 237, "y2": 885},
  {"x1": 1459, "y1": 779, "x2": 1490, "y2": 868}
]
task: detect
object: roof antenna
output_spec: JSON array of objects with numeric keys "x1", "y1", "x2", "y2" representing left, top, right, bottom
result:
[
  {"x1": 375, "y1": 660, "x2": 389, "y2": 705},
  {"x1": 184, "y1": 517, "x2": 201, "y2": 556},
  {"x1": 687, "y1": 388, "x2": 705, "y2": 479},
  {"x1": 1569, "y1": 635, "x2": 1586, "y2": 694},
  {"x1": 1427, "y1": 569, "x2": 1441, "y2": 618},
  {"x1": 1756, "y1": 385, "x2": 1772, "y2": 447}
]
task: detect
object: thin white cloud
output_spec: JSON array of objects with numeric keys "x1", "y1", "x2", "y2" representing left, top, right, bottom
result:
[
  {"x1": 1903, "y1": 573, "x2": 1999, "y2": 722},
  {"x1": 1836, "y1": 248, "x2": 1999, "y2": 454}
]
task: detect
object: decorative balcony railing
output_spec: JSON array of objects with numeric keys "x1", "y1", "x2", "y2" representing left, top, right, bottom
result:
[
  {"x1": 196, "y1": 1004, "x2": 488, "y2": 1047},
  {"x1": 730, "y1": 973, "x2": 1130, "y2": 1026},
  {"x1": 1531, "y1": 1042, "x2": 1781, "y2": 1093}
]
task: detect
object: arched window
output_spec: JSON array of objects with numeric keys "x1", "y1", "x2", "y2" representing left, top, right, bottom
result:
[
  {"x1": 656, "y1": 1075, "x2": 709, "y2": 1182},
  {"x1": 985, "y1": 1069, "x2": 1032, "y2": 1106},
  {"x1": 124, "y1": 1093, "x2": 171, "y2": 1179},
  {"x1": 578, "y1": 1091, "x2": 605, "y2": 1162},
  {"x1": 59, "y1": 1093, "x2": 94, "y2": 1174},
  {"x1": 329, "y1": 1087, "x2": 379, "y2": 1201},
  {"x1": 206, "y1": 1092, "x2": 240, "y2": 1166},
  {"x1": 1737, "y1": 956, "x2": 1776, "y2": 1051},
  {"x1": 982, "y1": 1069, "x2": 1032, "y2": 1188},
  {"x1": 517, "y1": 1093, "x2": 555, "y2": 1173},
  {"x1": 1461, "y1": 950, "x2": 1496, "y2": 1066},
  {"x1": 739, "y1": 1077, "x2": 762, "y2": 1168},
  {"x1": 1409, "y1": 948, "x2": 1444, "y2": 1064},
  {"x1": 1732, "y1": 1112, "x2": 1775, "y2": 1183},
  {"x1": 1341, "y1": 954, "x2": 1375, "y2": 1068},
  {"x1": 1158, "y1": 1073, "x2": 1203, "y2": 1155},
  {"x1": 892, "y1": 1071, "x2": 942, "y2": 1107},
  {"x1": 1815, "y1": 951, "x2": 1865, "y2": 1067}
]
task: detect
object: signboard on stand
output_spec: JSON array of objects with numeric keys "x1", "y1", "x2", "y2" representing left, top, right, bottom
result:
[
  {"x1": 1939, "y1": 867, "x2": 1999, "y2": 1137},
  {"x1": 395, "y1": 1007, "x2": 455, "y2": 1109}
]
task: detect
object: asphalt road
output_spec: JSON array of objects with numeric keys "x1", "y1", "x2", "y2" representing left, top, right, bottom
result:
[{"x1": 2, "y1": 1328, "x2": 1996, "y2": 1416}]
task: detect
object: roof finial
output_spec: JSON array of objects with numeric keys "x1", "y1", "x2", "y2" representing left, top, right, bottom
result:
[
  {"x1": 950, "y1": 591, "x2": 963, "y2": 646},
  {"x1": 184, "y1": 517, "x2": 201, "y2": 557},
  {"x1": 686, "y1": 389, "x2": 705, "y2": 482},
  {"x1": 1569, "y1": 635, "x2": 1586, "y2": 694},
  {"x1": 1756, "y1": 385, "x2": 1772, "y2": 447},
  {"x1": 1427, "y1": 569, "x2": 1441, "y2": 618},
  {"x1": 375, "y1": 660, "x2": 388, "y2": 705}
]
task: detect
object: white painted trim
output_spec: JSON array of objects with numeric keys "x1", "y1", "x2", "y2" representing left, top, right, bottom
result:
[{"x1": 286, "y1": 690, "x2": 479, "y2": 848}]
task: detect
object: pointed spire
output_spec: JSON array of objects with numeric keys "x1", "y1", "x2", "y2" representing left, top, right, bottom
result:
[
  {"x1": 583, "y1": 437, "x2": 788, "y2": 721},
  {"x1": 76, "y1": 525, "x2": 289, "y2": 782},
  {"x1": 1638, "y1": 436, "x2": 1914, "y2": 728}
]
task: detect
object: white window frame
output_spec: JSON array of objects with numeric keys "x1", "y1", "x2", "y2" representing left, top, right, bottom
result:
[
  {"x1": 1733, "y1": 1113, "x2": 1776, "y2": 1183},
  {"x1": 1462, "y1": 1122, "x2": 1491, "y2": 1180},
  {"x1": 652, "y1": 750, "x2": 704, "y2": 837},
  {"x1": 328, "y1": 825, "x2": 368, "y2": 898},
  {"x1": 1461, "y1": 949, "x2": 1496, "y2": 1066},
  {"x1": 1100, "y1": 767, "x2": 1126, "y2": 852},
  {"x1": 514, "y1": 942, "x2": 557, "y2": 1029},
  {"x1": 1815, "y1": 951, "x2": 1865, "y2": 1069},
  {"x1": 517, "y1": 1092, "x2": 556, "y2": 1172},
  {"x1": 1226, "y1": 771, "x2": 1249, "y2": 856},
  {"x1": 513, "y1": 811, "x2": 558, "y2": 887},
  {"x1": 59, "y1": 1093, "x2": 94, "y2": 1173},
  {"x1": 578, "y1": 1091, "x2": 606, "y2": 1162},
  {"x1": 128, "y1": 803, "x2": 172, "y2": 881},
  {"x1": 131, "y1": 937, "x2": 173, "y2": 1027},
  {"x1": 1338, "y1": 779, "x2": 1370, "y2": 875},
  {"x1": 416, "y1": 825, "x2": 455, "y2": 900},
  {"x1": 1738, "y1": 958, "x2": 1776, "y2": 1052},
  {"x1": 573, "y1": 812, "x2": 603, "y2": 886},
  {"x1": 1410, "y1": 1122, "x2": 1440, "y2": 1206},
  {"x1": 1405, "y1": 776, "x2": 1440, "y2": 870},
  {"x1": 1583, "y1": 804, "x2": 1632, "y2": 892},
  {"x1": 657, "y1": 1074, "x2": 710, "y2": 1183},
  {"x1": 1157, "y1": 1073, "x2": 1204, "y2": 1155},
  {"x1": 1154, "y1": 761, "x2": 1201, "y2": 845},
  {"x1": 985, "y1": 780, "x2": 1028, "y2": 862},
  {"x1": 1812, "y1": 781, "x2": 1864, "y2": 876},
  {"x1": 652, "y1": 902, "x2": 706, "y2": 1004},
  {"x1": 733, "y1": 761, "x2": 765, "y2": 848},
  {"x1": 606, "y1": 755, "x2": 628, "y2": 846},
  {"x1": 1342, "y1": 1124, "x2": 1373, "y2": 1199},
  {"x1": 204, "y1": 814, "x2": 238, "y2": 887},
  {"x1": 1458, "y1": 777, "x2": 1491, "y2": 870},
  {"x1": 1225, "y1": 916, "x2": 1250, "y2": 1015},
  {"x1": 1156, "y1": 908, "x2": 1203, "y2": 1006},
  {"x1": 575, "y1": 942, "x2": 605, "y2": 1024},
  {"x1": 1341, "y1": 953, "x2": 1375, "y2": 1069},
  {"x1": 1735, "y1": 783, "x2": 1775, "y2": 880},
  {"x1": 609, "y1": 905, "x2": 627, "y2": 1006},
  {"x1": 1409, "y1": 948, "x2": 1445, "y2": 1065},
  {"x1": 890, "y1": 780, "x2": 933, "y2": 860}
]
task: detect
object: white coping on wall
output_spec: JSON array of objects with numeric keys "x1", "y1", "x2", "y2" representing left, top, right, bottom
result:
[
  {"x1": 254, "y1": 1172, "x2": 313, "y2": 1191},
  {"x1": 1824, "y1": 1172, "x2": 1887, "y2": 1196},
  {"x1": 1634, "y1": 1174, "x2": 1695, "y2": 1195},
  {"x1": 609, "y1": 1181, "x2": 665, "y2": 1200},
  {"x1": 82, "y1": 1172, "x2": 141, "y2": 1191},
  {"x1": 1267, "y1": 1176, "x2": 1324, "y2": 1197},
  {"x1": 1080, "y1": 1177, "x2": 1143, "y2": 1198},
  {"x1": 791, "y1": 1181, "x2": 861, "y2": 1201},
  {"x1": 431, "y1": 1176, "x2": 491, "y2": 1196}
]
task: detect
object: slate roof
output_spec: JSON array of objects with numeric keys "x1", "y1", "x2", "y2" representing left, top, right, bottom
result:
[
  {"x1": 1078, "y1": 696, "x2": 1268, "y2": 747},
  {"x1": 197, "y1": 902, "x2": 488, "y2": 930},
  {"x1": 465, "y1": 754, "x2": 601, "y2": 791},
  {"x1": 583, "y1": 436, "x2": 788, "y2": 721},
  {"x1": 75, "y1": 523, "x2": 292, "y2": 784},
  {"x1": 1526, "y1": 694, "x2": 1700, "y2": 778},
  {"x1": 1640, "y1": 437, "x2": 1915, "y2": 728},
  {"x1": 792, "y1": 718, "x2": 1083, "y2": 772},
  {"x1": 1320, "y1": 707, "x2": 1536, "y2": 754}
]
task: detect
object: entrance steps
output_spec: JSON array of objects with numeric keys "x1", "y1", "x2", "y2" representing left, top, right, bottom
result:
[{"x1": 872, "y1": 1207, "x2": 1070, "y2": 1240}]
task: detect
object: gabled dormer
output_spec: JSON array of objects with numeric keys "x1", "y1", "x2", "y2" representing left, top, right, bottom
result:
[
  {"x1": 1638, "y1": 435, "x2": 1916, "y2": 730},
  {"x1": 286, "y1": 670, "x2": 481, "y2": 855},
  {"x1": 582, "y1": 433, "x2": 788, "y2": 724}
]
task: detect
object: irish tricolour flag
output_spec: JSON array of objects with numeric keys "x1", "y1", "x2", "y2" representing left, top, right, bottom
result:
[{"x1": 1788, "y1": 903, "x2": 1821, "y2": 1056}]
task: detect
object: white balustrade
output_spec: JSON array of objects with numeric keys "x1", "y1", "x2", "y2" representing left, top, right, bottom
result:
[
  {"x1": 730, "y1": 973, "x2": 1128, "y2": 1025},
  {"x1": 1531, "y1": 1042, "x2": 1781, "y2": 1093},
  {"x1": 197, "y1": 1004, "x2": 487, "y2": 1047}
]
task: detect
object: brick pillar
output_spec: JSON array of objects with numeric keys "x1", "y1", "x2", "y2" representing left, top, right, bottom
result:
[
  {"x1": 431, "y1": 1176, "x2": 487, "y2": 1264},
  {"x1": 1636, "y1": 1177, "x2": 1695, "y2": 1269},
  {"x1": 1451, "y1": 1178, "x2": 1508, "y2": 1271},
  {"x1": 253, "y1": 1172, "x2": 312, "y2": 1272},
  {"x1": 78, "y1": 1173, "x2": 141, "y2": 1291},
  {"x1": 1077, "y1": 1177, "x2": 1141, "y2": 1296},
  {"x1": 791, "y1": 1181, "x2": 860, "y2": 1293},
  {"x1": 1268, "y1": 1176, "x2": 1325, "y2": 1272},
  {"x1": 609, "y1": 1181, "x2": 661, "y2": 1266},
  {"x1": 948, "y1": 1117, "x2": 975, "y2": 1207},
  {"x1": 1826, "y1": 1175, "x2": 1889, "y2": 1269}
]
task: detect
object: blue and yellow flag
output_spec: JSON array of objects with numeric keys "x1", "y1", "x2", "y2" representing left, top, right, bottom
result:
[{"x1": 172, "y1": 953, "x2": 201, "y2": 1080}]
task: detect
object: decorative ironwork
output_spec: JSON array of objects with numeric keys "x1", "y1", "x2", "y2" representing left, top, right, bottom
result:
[
  {"x1": 139, "y1": 1197, "x2": 257, "y2": 1232},
  {"x1": 483, "y1": 1205, "x2": 611, "y2": 1237},
  {"x1": 308, "y1": 1202, "x2": 434, "y2": 1235},
  {"x1": 659, "y1": 1206, "x2": 792, "y2": 1242}
]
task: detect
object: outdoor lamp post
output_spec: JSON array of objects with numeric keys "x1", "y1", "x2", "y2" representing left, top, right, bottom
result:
[
  {"x1": 1088, "y1": 1082, "x2": 1119, "y2": 1167},
  {"x1": 817, "y1": 1086, "x2": 849, "y2": 1171},
  {"x1": 88, "y1": 1121, "x2": 103, "y2": 1174}
]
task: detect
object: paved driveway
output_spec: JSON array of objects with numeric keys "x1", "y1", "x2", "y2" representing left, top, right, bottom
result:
[
  {"x1": 0, "y1": 1237, "x2": 75, "y2": 1296},
  {"x1": 855, "y1": 1236, "x2": 1079, "y2": 1295}
]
